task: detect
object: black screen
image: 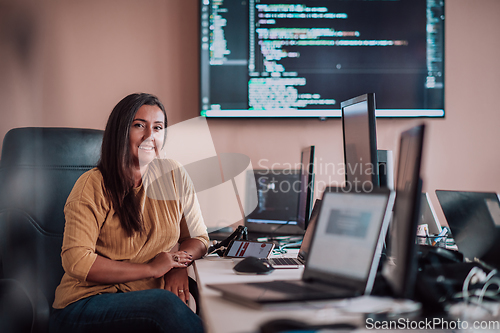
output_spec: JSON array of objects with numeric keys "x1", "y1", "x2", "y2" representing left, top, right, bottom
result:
[
  {"x1": 245, "y1": 170, "x2": 304, "y2": 236},
  {"x1": 297, "y1": 146, "x2": 315, "y2": 229},
  {"x1": 200, "y1": 0, "x2": 445, "y2": 118},
  {"x1": 436, "y1": 190, "x2": 500, "y2": 268},
  {"x1": 342, "y1": 93, "x2": 379, "y2": 190},
  {"x1": 382, "y1": 124, "x2": 425, "y2": 299}
]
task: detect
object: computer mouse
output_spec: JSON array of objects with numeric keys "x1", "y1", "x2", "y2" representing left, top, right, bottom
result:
[{"x1": 233, "y1": 256, "x2": 274, "y2": 275}]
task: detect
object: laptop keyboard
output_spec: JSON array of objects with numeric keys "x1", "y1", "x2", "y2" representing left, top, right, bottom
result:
[
  {"x1": 265, "y1": 257, "x2": 303, "y2": 266},
  {"x1": 249, "y1": 281, "x2": 320, "y2": 294},
  {"x1": 248, "y1": 280, "x2": 350, "y2": 296}
]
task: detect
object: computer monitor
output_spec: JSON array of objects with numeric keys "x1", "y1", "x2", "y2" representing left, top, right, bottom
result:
[
  {"x1": 341, "y1": 93, "x2": 379, "y2": 190},
  {"x1": 382, "y1": 124, "x2": 425, "y2": 299},
  {"x1": 200, "y1": 0, "x2": 445, "y2": 118},
  {"x1": 244, "y1": 169, "x2": 304, "y2": 236},
  {"x1": 297, "y1": 146, "x2": 315, "y2": 230}
]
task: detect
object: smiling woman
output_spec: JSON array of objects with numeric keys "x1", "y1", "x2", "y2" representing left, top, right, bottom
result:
[
  {"x1": 129, "y1": 104, "x2": 166, "y2": 187},
  {"x1": 49, "y1": 93, "x2": 208, "y2": 333},
  {"x1": 98, "y1": 93, "x2": 169, "y2": 236}
]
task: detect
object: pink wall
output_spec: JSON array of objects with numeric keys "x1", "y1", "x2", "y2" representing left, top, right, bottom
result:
[{"x1": 1, "y1": 0, "x2": 500, "y2": 225}]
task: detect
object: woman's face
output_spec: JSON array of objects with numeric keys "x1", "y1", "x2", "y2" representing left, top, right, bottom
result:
[{"x1": 129, "y1": 104, "x2": 165, "y2": 169}]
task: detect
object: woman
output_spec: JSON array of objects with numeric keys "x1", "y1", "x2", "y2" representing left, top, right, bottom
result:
[{"x1": 49, "y1": 93, "x2": 208, "y2": 333}]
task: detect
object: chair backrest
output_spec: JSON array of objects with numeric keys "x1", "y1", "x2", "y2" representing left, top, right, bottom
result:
[{"x1": 0, "y1": 127, "x2": 103, "y2": 330}]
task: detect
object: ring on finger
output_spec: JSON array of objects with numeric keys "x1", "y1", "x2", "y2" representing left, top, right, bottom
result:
[
  {"x1": 178, "y1": 290, "x2": 184, "y2": 293},
  {"x1": 173, "y1": 254, "x2": 179, "y2": 262}
]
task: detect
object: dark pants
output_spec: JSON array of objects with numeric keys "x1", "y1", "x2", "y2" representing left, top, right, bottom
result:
[{"x1": 49, "y1": 289, "x2": 204, "y2": 333}]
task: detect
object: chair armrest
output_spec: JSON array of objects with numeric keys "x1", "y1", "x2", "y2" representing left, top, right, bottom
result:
[{"x1": 0, "y1": 278, "x2": 50, "y2": 333}]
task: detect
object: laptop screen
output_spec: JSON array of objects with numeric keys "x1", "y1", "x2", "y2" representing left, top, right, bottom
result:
[
  {"x1": 436, "y1": 190, "x2": 500, "y2": 264},
  {"x1": 305, "y1": 189, "x2": 394, "y2": 291}
]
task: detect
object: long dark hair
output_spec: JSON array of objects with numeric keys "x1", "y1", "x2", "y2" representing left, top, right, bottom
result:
[{"x1": 97, "y1": 93, "x2": 167, "y2": 236}]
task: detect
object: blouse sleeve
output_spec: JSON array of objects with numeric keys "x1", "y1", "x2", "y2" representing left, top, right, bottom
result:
[
  {"x1": 60, "y1": 170, "x2": 109, "y2": 281},
  {"x1": 174, "y1": 161, "x2": 209, "y2": 250}
]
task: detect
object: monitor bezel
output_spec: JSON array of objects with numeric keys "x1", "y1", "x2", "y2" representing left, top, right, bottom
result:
[
  {"x1": 199, "y1": 1, "x2": 446, "y2": 119},
  {"x1": 304, "y1": 186, "x2": 395, "y2": 294},
  {"x1": 244, "y1": 169, "x2": 304, "y2": 236},
  {"x1": 382, "y1": 124, "x2": 426, "y2": 299},
  {"x1": 297, "y1": 145, "x2": 315, "y2": 230},
  {"x1": 341, "y1": 93, "x2": 380, "y2": 188}
]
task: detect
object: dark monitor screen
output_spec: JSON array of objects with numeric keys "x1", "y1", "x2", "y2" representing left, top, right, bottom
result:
[
  {"x1": 436, "y1": 190, "x2": 500, "y2": 268},
  {"x1": 382, "y1": 124, "x2": 425, "y2": 299},
  {"x1": 341, "y1": 93, "x2": 379, "y2": 189},
  {"x1": 297, "y1": 146, "x2": 315, "y2": 230},
  {"x1": 244, "y1": 170, "x2": 304, "y2": 236},
  {"x1": 200, "y1": 0, "x2": 445, "y2": 118}
]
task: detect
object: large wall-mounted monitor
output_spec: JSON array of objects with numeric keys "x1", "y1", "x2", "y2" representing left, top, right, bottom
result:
[
  {"x1": 200, "y1": 0, "x2": 445, "y2": 118},
  {"x1": 342, "y1": 93, "x2": 379, "y2": 189}
]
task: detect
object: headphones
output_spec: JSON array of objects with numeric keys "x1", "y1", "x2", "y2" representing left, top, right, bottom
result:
[{"x1": 207, "y1": 225, "x2": 248, "y2": 257}]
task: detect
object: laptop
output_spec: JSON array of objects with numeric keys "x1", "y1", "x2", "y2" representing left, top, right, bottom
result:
[
  {"x1": 207, "y1": 187, "x2": 396, "y2": 308},
  {"x1": 436, "y1": 190, "x2": 500, "y2": 268},
  {"x1": 264, "y1": 199, "x2": 322, "y2": 269}
]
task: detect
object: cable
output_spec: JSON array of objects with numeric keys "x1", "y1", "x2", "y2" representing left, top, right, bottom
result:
[
  {"x1": 271, "y1": 241, "x2": 303, "y2": 256},
  {"x1": 477, "y1": 277, "x2": 500, "y2": 305},
  {"x1": 485, "y1": 269, "x2": 498, "y2": 281},
  {"x1": 462, "y1": 266, "x2": 482, "y2": 304},
  {"x1": 454, "y1": 266, "x2": 500, "y2": 317},
  {"x1": 267, "y1": 219, "x2": 294, "y2": 240},
  {"x1": 206, "y1": 246, "x2": 228, "y2": 256}
]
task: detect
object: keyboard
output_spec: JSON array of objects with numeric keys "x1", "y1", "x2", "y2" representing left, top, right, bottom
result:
[
  {"x1": 265, "y1": 257, "x2": 303, "y2": 266},
  {"x1": 249, "y1": 281, "x2": 321, "y2": 294},
  {"x1": 248, "y1": 280, "x2": 352, "y2": 297}
]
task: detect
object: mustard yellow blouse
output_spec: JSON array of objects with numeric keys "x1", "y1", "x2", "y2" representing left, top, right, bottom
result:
[{"x1": 53, "y1": 159, "x2": 209, "y2": 309}]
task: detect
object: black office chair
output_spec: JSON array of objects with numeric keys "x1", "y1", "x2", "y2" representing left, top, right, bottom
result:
[{"x1": 0, "y1": 127, "x2": 103, "y2": 333}]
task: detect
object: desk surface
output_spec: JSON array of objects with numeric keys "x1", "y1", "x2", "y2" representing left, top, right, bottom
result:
[
  {"x1": 194, "y1": 251, "x2": 424, "y2": 333},
  {"x1": 194, "y1": 251, "x2": 500, "y2": 333}
]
